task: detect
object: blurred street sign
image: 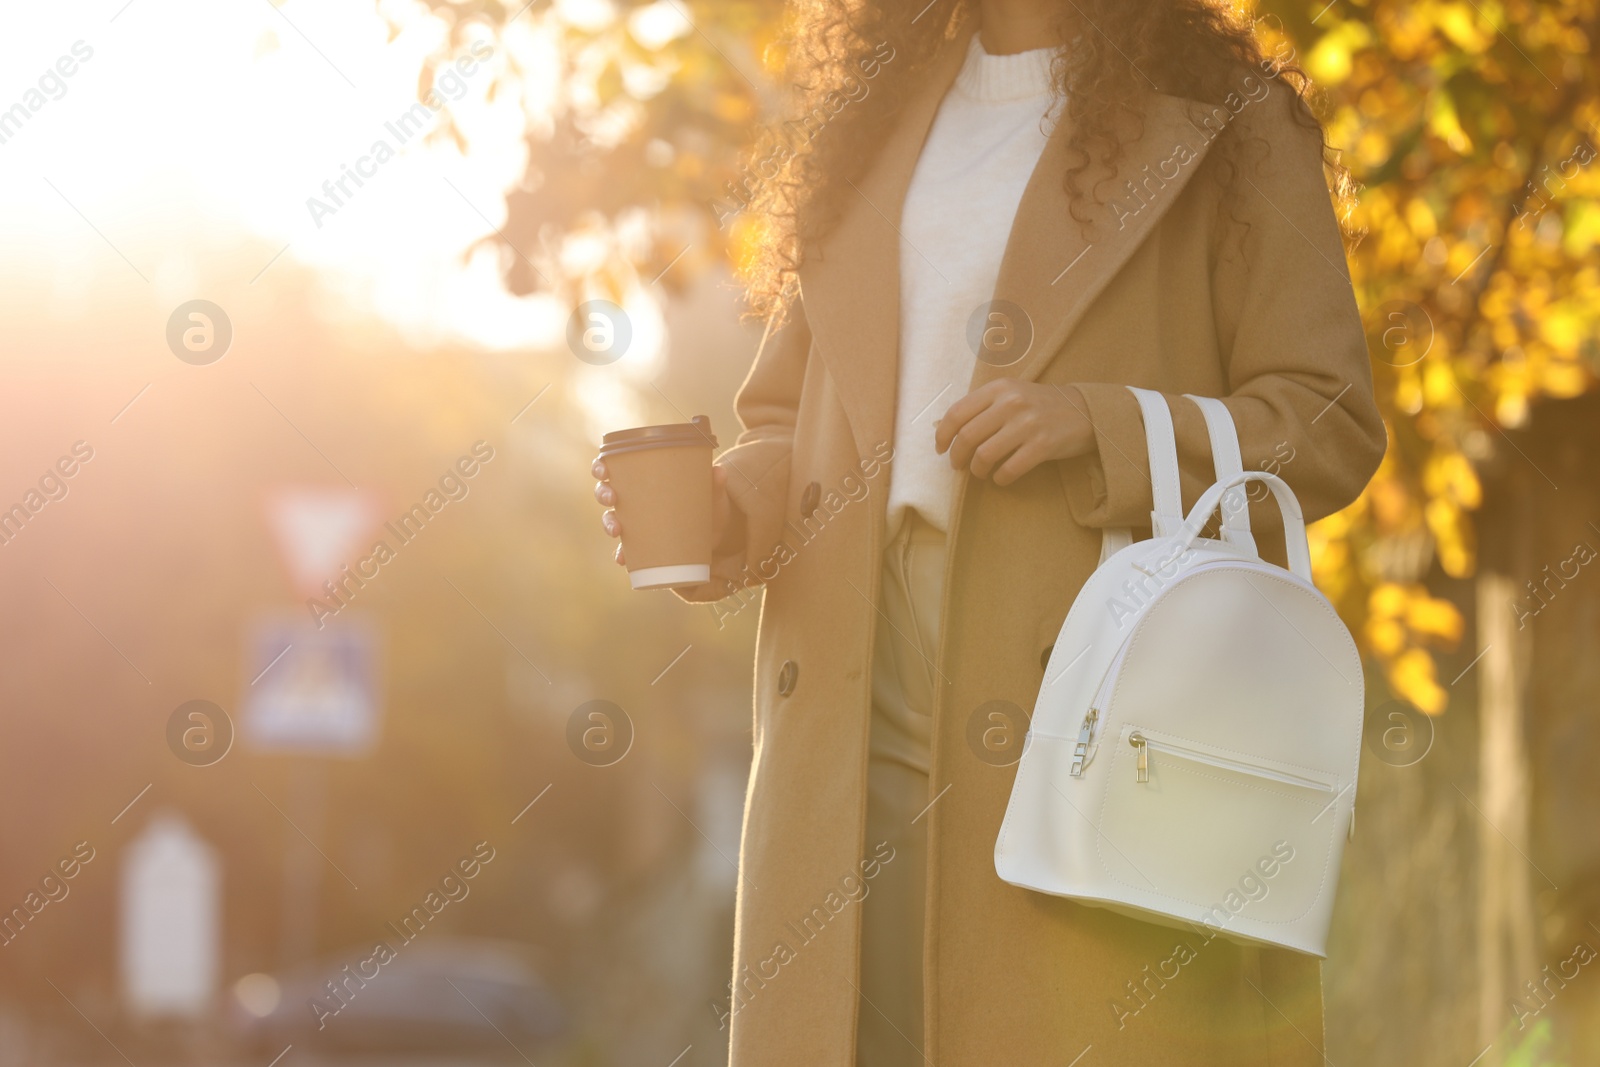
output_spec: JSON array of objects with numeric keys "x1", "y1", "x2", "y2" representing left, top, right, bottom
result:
[
  {"x1": 120, "y1": 814, "x2": 220, "y2": 1018},
  {"x1": 242, "y1": 617, "x2": 380, "y2": 756},
  {"x1": 265, "y1": 487, "x2": 383, "y2": 598}
]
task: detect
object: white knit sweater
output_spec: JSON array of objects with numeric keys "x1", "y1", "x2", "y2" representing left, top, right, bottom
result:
[{"x1": 887, "y1": 36, "x2": 1058, "y2": 536}]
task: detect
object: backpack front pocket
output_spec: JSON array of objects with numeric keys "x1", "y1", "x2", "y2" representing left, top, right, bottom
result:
[{"x1": 1094, "y1": 725, "x2": 1341, "y2": 931}]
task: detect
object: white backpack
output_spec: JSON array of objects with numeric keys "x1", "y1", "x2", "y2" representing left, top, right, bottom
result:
[{"x1": 994, "y1": 388, "x2": 1362, "y2": 957}]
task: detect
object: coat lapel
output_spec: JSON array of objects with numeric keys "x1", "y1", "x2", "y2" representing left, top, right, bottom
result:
[
  {"x1": 796, "y1": 15, "x2": 977, "y2": 456},
  {"x1": 798, "y1": 23, "x2": 1236, "y2": 457},
  {"x1": 971, "y1": 93, "x2": 1236, "y2": 394}
]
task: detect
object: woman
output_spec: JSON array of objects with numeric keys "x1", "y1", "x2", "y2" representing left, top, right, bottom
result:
[{"x1": 595, "y1": 0, "x2": 1385, "y2": 1063}]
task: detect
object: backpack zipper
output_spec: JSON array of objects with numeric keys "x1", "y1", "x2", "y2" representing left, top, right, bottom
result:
[
  {"x1": 1058, "y1": 555, "x2": 1324, "y2": 781},
  {"x1": 1065, "y1": 633, "x2": 1135, "y2": 778},
  {"x1": 1069, "y1": 708, "x2": 1098, "y2": 776},
  {"x1": 1124, "y1": 729, "x2": 1337, "y2": 792}
]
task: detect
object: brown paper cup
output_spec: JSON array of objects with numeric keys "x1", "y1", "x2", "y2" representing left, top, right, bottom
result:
[{"x1": 599, "y1": 416, "x2": 718, "y2": 590}]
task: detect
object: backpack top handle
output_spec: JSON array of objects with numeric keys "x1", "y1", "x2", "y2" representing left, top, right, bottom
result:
[
  {"x1": 1099, "y1": 387, "x2": 1258, "y2": 564},
  {"x1": 1174, "y1": 470, "x2": 1313, "y2": 582}
]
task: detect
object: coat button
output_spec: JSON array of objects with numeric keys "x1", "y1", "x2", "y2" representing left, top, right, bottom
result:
[
  {"x1": 799, "y1": 481, "x2": 821, "y2": 516},
  {"x1": 1039, "y1": 644, "x2": 1054, "y2": 672},
  {"x1": 777, "y1": 659, "x2": 799, "y2": 697}
]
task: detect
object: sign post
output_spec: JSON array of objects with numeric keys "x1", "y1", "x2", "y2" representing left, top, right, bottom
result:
[{"x1": 252, "y1": 487, "x2": 385, "y2": 969}]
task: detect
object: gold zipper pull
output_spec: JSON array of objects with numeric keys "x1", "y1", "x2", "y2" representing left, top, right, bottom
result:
[
  {"x1": 1130, "y1": 732, "x2": 1148, "y2": 783},
  {"x1": 1070, "y1": 708, "x2": 1099, "y2": 777}
]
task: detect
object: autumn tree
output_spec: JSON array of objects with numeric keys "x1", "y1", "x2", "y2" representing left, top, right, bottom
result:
[{"x1": 403, "y1": 0, "x2": 1600, "y2": 712}]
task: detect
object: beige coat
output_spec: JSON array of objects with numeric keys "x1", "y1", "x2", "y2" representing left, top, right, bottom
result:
[{"x1": 680, "y1": 15, "x2": 1386, "y2": 1066}]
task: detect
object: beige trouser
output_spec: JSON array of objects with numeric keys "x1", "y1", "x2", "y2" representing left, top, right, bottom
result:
[{"x1": 856, "y1": 511, "x2": 946, "y2": 1067}]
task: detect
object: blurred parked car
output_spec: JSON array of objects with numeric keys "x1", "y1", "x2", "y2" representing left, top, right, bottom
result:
[{"x1": 232, "y1": 937, "x2": 566, "y2": 1053}]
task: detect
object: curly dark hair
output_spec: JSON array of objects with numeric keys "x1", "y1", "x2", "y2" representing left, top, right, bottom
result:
[{"x1": 737, "y1": 0, "x2": 1352, "y2": 322}]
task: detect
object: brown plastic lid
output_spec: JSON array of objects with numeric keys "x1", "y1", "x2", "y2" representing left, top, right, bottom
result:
[{"x1": 599, "y1": 415, "x2": 717, "y2": 457}]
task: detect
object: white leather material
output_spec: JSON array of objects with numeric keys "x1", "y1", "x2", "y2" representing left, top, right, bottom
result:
[
  {"x1": 1128, "y1": 387, "x2": 1183, "y2": 536},
  {"x1": 1183, "y1": 393, "x2": 1257, "y2": 554},
  {"x1": 1000, "y1": 390, "x2": 1362, "y2": 957},
  {"x1": 1097, "y1": 387, "x2": 1181, "y2": 564},
  {"x1": 1097, "y1": 527, "x2": 1132, "y2": 565},
  {"x1": 1178, "y1": 472, "x2": 1311, "y2": 581}
]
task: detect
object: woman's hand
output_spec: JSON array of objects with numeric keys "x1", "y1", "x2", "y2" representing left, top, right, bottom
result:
[
  {"x1": 592, "y1": 458, "x2": 733, "y2": 567},
  {"x1": 935, "y1": 380, "x2": 1096, "y2": 486}
]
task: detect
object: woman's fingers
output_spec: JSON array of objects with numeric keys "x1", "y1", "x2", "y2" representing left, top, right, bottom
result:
[
  {"x1": 937, "y1": 380, "x2": 1033, "y2": 465},
  {"x1": 592, "y1": 455, "x2": 625, "y2": 565},
  {"x1": 603, "y1": 510, "x2": 626, "y2": 565},
  {"x1": 991, "y1": 440, "x2": 1047, "y2": 486},
  {"x1": 944, "y1": 397, "x2": 1016, "y2": 473},
  {"x1": 593, "y1": 455, "x2": 618, "y2": 536},
  {"x1": 935, "y1": 381, "x2": 1001, "y2": 454},
  {"x1": 968, "y1": 418, "x2": 1034, "y2": 479},
  {"x1": 937, "y1": 380, "x2": 1097, "y2": 485},
  {"x1": 596, "y1": 490, "x2": 620, "y2": 539}
]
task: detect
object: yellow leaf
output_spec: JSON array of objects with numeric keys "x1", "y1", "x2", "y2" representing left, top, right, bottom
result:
[
  {"x1": 1424, "y1": 449, "x2": 1481, "y2": 508},
  {"x1": 1434, "y1": 3, "x2": 1493, "y2": 52},
  {"x1": 1405, "y1": 595, "x2": 1464, "y2": 643},
  {"x1": 1423, "y1": 361, "x2": 1457, "y2": 409},
  {"x1": 1367, "y1": 617, "x2": 1407, "y2": 656},
  {"x1": 1390, "y1": 648, "x2": 1447, "y2": 715},
  {"x1": 1404, "y1": 197, "x2": 1438, "y2": 241},
  {"x1": 1495, "y1": 390, "x2": 1529, "y2": 428},
  {"x1": 1306, "y1": 22, "x2": 1371, "y2": 85},
  {"x1": 1563, "y1": 202, "x2": 1600, "y2": 256},
  {"x1": 1369, "y1": 581, "x2": 1408, "y2": 618},
  {"x1": 1541, "y1": 308, "x2": 1585, "y2": 354},
  {"x1": 1426, "y1": 89, "x2": 1472, "y2": 154},
  {"x1": 1427, "y1": 498, "x2": 1474, "y2": 577},
  {"x1": 1541, "y1": 359, "x2": 1590, "y2": 397}
]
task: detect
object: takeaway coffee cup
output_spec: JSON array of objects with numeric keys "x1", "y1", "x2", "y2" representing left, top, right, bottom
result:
[{"x1": 599, "y1": 415, "x2": 719, "y2": 590}]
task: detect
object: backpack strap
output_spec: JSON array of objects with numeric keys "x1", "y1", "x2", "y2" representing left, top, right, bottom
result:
[
  {"x1": 1128, "y1": 387, "x2": 1184, "y2": 537},
  {"x1": 1098, "y1": 527, "x2": 1132, "y2": 564},
  {"x1": 1098, "y1": 388, "x2": 1181, "y2": 564},
  {"x1": 1183, "y1": 394, "x2": 1257, "y2": 554}
]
